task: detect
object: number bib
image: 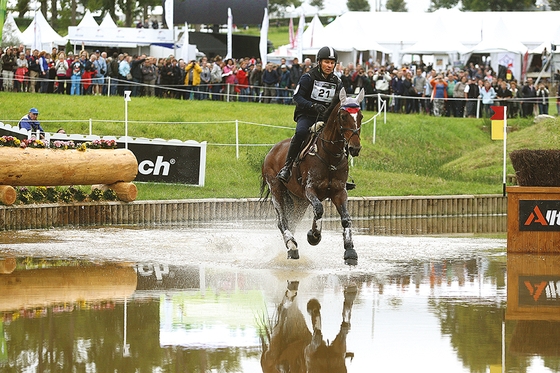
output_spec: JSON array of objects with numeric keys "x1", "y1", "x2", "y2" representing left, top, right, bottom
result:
[{"x1": 311, "y1": 81, "x2": 337, "y2": 103}]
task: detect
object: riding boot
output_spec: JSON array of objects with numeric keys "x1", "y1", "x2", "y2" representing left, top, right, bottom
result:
[{"x1": 277, "y1": 135, "x2": 304, "y2": 183}]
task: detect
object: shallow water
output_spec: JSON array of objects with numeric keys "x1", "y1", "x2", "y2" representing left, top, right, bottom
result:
[{"x1": 0, "y1": 224, "x2": 558, "y2": 372}]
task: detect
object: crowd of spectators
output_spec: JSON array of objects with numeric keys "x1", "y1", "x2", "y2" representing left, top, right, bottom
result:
[{"x1": 1, "y1": 44, "x2": 556, "y2": 118}]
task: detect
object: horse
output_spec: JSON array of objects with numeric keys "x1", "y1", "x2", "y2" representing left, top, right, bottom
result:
[
  {"x1": 260, "y1": 281, "x2": 357, "y2": 373},
  {"x1": 261, "y1": 88, "x2": 364, "y2": 266}
]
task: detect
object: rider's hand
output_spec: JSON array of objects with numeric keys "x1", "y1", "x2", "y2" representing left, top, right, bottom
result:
[{"x1": 312, "y1": 103, "x2": 327, "y2": 115}]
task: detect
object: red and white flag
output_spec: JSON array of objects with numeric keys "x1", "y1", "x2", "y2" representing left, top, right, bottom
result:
[{"x1": 289, "y1": 18, "x2": 295, "y2": 49}]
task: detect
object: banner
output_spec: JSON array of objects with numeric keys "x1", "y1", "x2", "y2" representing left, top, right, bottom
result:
[{"x1": 296, "y1": 13, "x2": 305, "y2": 63}]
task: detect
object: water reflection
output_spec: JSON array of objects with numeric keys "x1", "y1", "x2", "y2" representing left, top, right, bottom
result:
[
  {"x1": 261, "y1": 281, "x2": 356, "y2": 373},
  {"x1": 0, "y1": 237, "x2": 558, "y2": 372}
]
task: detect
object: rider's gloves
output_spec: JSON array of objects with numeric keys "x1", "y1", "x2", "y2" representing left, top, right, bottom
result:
[{"x1": 312, "y1": 103, "x2": 327, "y2": 115}]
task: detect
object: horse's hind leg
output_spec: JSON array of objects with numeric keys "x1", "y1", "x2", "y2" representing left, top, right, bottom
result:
[{"x1": 269, "y1": 185, "x2": 299, "y2": 259}]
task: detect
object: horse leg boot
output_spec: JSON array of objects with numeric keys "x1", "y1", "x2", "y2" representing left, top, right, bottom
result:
[{"x1": 277, "y1": 132, "x2": 305, "y2": 183}]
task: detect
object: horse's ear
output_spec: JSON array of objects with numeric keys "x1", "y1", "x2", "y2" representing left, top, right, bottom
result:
[
  {"x1": 357, "y1": 88, "x2": 365, "y2": 104},
  {"x1": 339, "y1": 88, "x2": 347, "y2": 103}
]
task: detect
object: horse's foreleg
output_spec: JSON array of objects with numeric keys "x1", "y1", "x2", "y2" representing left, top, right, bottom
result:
[
  {"x1": 332, "y1": 194, "x2": 358, "y2": 266},
  {"x1": 305, "y1": 190, "x2": 324, "y2": 221}
]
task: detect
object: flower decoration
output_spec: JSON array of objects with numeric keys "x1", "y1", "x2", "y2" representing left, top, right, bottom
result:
[{"x1": 0, "y1": 136, "x2": 21, "y2": 147}]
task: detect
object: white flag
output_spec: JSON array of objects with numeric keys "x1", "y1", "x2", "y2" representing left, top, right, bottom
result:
[
  {"x1": 31, "y1": 11, "x2": 41, "y2": 51},
  {"x1": 296, "y1": 13, "x2": 305, "y2": 63},
  {"x1": 259, "y1": 8, "x2": 269, "y2": 67},
  {"x1": 180, "y1": 22, "x2": 189, "y2": 62},
  {"x1": 164, "y1": 0, "x2": 173, "y2": 29},
  {"x1": 226, "y1": 8, "x2": 233, "y2": 60}
]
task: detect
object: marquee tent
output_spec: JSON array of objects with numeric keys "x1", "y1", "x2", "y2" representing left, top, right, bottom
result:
[
  {"x1": 2, "y1": 13, "x2": 23, "y2": 46},
  {"x1": 21, "y1": 11, "x2": 67, "y2": 51},
  {"x1": 99, "y1": 13, "x2": 118, "y2": 28},
  {"x1": 78, "y1": 10, "x2": 98, "y2": 28}
]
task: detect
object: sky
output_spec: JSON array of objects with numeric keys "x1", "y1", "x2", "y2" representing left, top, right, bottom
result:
[{"x1": 288, "y1": 0, "x2": 434, "y2": 16}]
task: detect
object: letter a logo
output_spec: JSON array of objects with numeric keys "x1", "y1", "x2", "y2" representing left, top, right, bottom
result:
[{"x1": 524, "y1": 206, "x2": 548, "y2": 226}]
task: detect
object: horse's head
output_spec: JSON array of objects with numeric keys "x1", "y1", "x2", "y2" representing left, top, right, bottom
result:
[{"x1": 338, "y1": 88, "x2": 363, "y2": 157}]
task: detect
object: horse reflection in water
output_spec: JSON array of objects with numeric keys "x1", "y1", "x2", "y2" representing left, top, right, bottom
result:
[{"x1": 260, "y1": 281, "x2": 357, "y2": 372}]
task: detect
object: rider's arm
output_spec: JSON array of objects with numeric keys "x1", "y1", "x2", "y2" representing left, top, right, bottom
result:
[{"x1": 293, "y1": 74, "x2": 315, "y2": 110}]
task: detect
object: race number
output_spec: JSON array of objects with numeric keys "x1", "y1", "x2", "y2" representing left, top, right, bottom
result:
[{"x1": 311, "y1": 81, "x2": 337, "y2": 103}]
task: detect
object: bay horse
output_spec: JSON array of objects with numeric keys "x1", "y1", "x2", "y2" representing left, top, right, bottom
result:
[
  {"x1": 261, "y1": 88, "x2": 364, "y2": 266},
  {"x1": 260, "y1": 281, "x2": 357, "y2": 373}
]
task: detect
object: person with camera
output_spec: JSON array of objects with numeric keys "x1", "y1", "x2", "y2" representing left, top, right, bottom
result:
[
  {"x1": 373, "y1": 66, "x2": 391, "y2": 105},
  {"x1": 184, "y1": 59, "x2": 202, "y2": 100},
  {"x1": 277, "y1": 46, "x2": 343, "y2": 183}
]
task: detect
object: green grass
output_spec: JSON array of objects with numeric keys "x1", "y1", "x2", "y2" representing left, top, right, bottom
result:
[{"x1": 1, "y1": 92, "x2": 558, "y2": 200}]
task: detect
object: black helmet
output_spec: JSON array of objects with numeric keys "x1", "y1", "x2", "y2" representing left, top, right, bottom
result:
[{"x1": 316, "y1": 46, "x2": 337, "y2": 63}]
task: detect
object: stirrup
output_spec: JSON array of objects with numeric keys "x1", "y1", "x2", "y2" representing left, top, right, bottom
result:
[{"x1": 277, "y1": 166, "x2": 292, "y2": 183}]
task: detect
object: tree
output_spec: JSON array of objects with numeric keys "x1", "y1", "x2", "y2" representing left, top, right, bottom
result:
[
  {"x1": 428, "y1": 0, "x2": 460, "y2": 11},
  {"x1": 549, "y1": 0, "x2": 560, "y2": 10},
  {"x1": 347, "y1": 0, "x2": 370, "y2": 11},
  {"x1": 268, "y1": 0, "x2": 303, "y2": 16},
  {"x1": 310, "y1": 0, "x2": 324, "y2": 10},
  {"x1": 461, "y1": 0, "x2": 536, "y2": 11},
  {"x1": 386, "y1": 0, "x2": 408, "y2": 11}
]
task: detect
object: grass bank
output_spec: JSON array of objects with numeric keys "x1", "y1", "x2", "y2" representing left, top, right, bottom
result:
[{"x1": 1, "y1": 92, "x2": 557, "y2": 200}]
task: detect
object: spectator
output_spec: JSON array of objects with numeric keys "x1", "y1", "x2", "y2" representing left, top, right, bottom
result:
[
  {"x1": 130, "y1": 54, "x2": 147, "y2": 97},
  {"x1": 464, "y1": 77, "x2": 480, "y2": 118},
  {"x1": 364, "y1": 69, "x2": 376, "y2": 111},
  {"x1": 536, "y1": 82, "x2": 549, "y2": 115},
  {"x1": 210, "y1": 55, "x2": 223, "y2": 101},
  {"x1": 199, "y1": 57, "x2": 211, "y2": 100},
  {"x1": 412, "y1": 68, "x2": 426, "y2": 113},
  {"x1": 184, "y1": 59, "x2": 202, "y2": 100},
  {"x1": 521, "y1": 77, "x2": 536, "y2": 117},
  {"x1": 453, "y1": 75, "x2": 467, "y2": 118},
  {"x1": 2, "y1": 47, "x2": 16, "y2": 92},
  {"x1": 141, "y1": 57, "x2": 157, "y2": 97},
  {"x1": 118, "y1": 54, "x2": 131, "y2": 96},
  {"x1": 18, "y1": 108, "x2": 45, "y2": 138},
  {"x1": 14, "y1": 52, "x2": 28, "y2": 93},
  {"x1": 445, "y1": 73, "x2": 456, "y2": 117},
  {"x1": 289, "y1": 57, "x2": 303, "y2": 90},
  {"x1": 430, "y1": 74, "x2": 448, "y2": 117},
  {"x1": 70, "y1": 55, "x2": 83, "y2": 95},
  {"x1": 278, "y1": 64, "x2": 291, "y2": 104},
  {"x1": 28, "y1": 49, "x2": 41, "y2": 93},
  {"x1": 236, "y1": 60, "x2": 250, "y2": 102},
  {"x1": 54, "y1": 52, "x2": 68, "y2": 94},
  {"x1": 495, "y1": 80, "x2": 513, "y2": 115},
  {"x1": 249, "y1": 62, "x2": 263, "y2": 102},
  {"x1": 479, "y1": 80, "x2": 496, "y2": 117},
  {"x1": 64, "y1": 51, "x2": 75, "y2": 94},
  {"x1": 221, "y1": 58, "x2": 237, "y2": 101},
  {"x1": 107, "y1": 52, "x2": 119, "y2": 96},
  {"x1": 262, "y1": 62, "x2": 279, "y2": 103}
]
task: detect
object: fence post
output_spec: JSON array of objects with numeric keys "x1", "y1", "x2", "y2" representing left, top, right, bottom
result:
[
  {"x1": 236, "y1": 119, "x2": 239, "y2": 159},
  {"x1": 89, "y1": 118, "x2": 92, "y2": 136}
]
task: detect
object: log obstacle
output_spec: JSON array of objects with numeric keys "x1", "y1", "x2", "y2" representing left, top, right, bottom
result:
[{"x1": 0, "y1": 147, "x2": 138, "y2": 205}]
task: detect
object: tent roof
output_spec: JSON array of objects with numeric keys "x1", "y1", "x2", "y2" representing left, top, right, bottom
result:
[
  {"x1": 2, "y1": 13, "x2": 23, "y2": 45},
  {"x1": 401, "y1": 16, "x2": 467, "y2": 55},
  {"x1": 99, "y1": 13, "x2": 118, "y2": 28},
  {"x1": 21, "y1": 11, "x2": 67, "y2": 49},
  {"x1": 467, "y1": 17, "x2": 527, "y2": 54},
  {"x1": 77, "y1": 10, "x2": 98, "y2": 28}
]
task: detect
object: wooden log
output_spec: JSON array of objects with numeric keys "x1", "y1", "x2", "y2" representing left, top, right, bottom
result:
[
  {"x1": 0, "y1": 185, "x2": 16, "y2": 205},
  {"x1": 0, "y1": 148, "x2": 138, "y2": 186},
  {"x1": 92, "y1": 182, "x2": 138, "y2": 202}
]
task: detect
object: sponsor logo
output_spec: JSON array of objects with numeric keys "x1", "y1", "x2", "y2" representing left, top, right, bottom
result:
[
  {"x1": 519, "y1": 200, "x2": 560, "y2": 231},
  {"x1": 138, "y1": 156, "x2": 176, "y2": 176},
  {"x1": 519, "y1": 276, "x2": 560, "y2": 306}
]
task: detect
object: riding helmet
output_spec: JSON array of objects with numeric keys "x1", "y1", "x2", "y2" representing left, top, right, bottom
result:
[{"x1": 316, "y1": 46, "x2": 338, "y2": 63}]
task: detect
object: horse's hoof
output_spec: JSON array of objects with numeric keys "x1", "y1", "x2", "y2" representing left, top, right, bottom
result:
[
  {"x1": 287, "y1": 249, "x2": 300, "y2": 260},
  {"x1": 344, "y1": 249, "x2": 358, "y2": 266},
  {"x1": 307, "y1": 229, "x2": 321, "y2": 246}
]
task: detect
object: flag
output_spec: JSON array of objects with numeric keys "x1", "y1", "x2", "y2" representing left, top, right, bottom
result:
[
  {"x1": 31, "y1": 11, "x2": 41, "y2": 52},
  {"x1": 180, "y1": 22, "x2": 189, "y2": 62},
  {"x1": 164, "y1": 0, "x2": 173, "y2": 29},
  {"x1": 259, "y1": 8, "x2": 269, "y2": 67},
  {"x1": 288, "y1": 17, "x2": 295, "y2": 49},
  {"x1": 296, "y1": 13, "x2": 305, "y2": 63},
  {"x1": 490, "y1": 106, "x2": 505, "y2": 140},
  {"x1": 226, "y1": 8, "x2": 232, "y2": 60}
]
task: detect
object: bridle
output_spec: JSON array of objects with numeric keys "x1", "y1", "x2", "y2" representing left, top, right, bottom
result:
[{"x1": 317, "y1": 103, "x2": 362, "y2": 164}]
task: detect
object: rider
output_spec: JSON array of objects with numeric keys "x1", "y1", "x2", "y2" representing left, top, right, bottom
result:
[{"x1": 277, "y1": 46, "x2": 343, "y2": 183}]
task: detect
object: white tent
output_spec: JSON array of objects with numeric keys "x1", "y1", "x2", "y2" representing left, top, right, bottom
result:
[
  {"x1": 2, "y1": 13, "x2": 23, "y2": 46},
  {"x1": 21, "y1": 11, "x2": 67, "y2": 51},
  {"x1": 78, "y1": 10, "x2": 98, "y2": 28},
  {"x1": 99, "y1": 13, "x2": 118, "y2": 28}
]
